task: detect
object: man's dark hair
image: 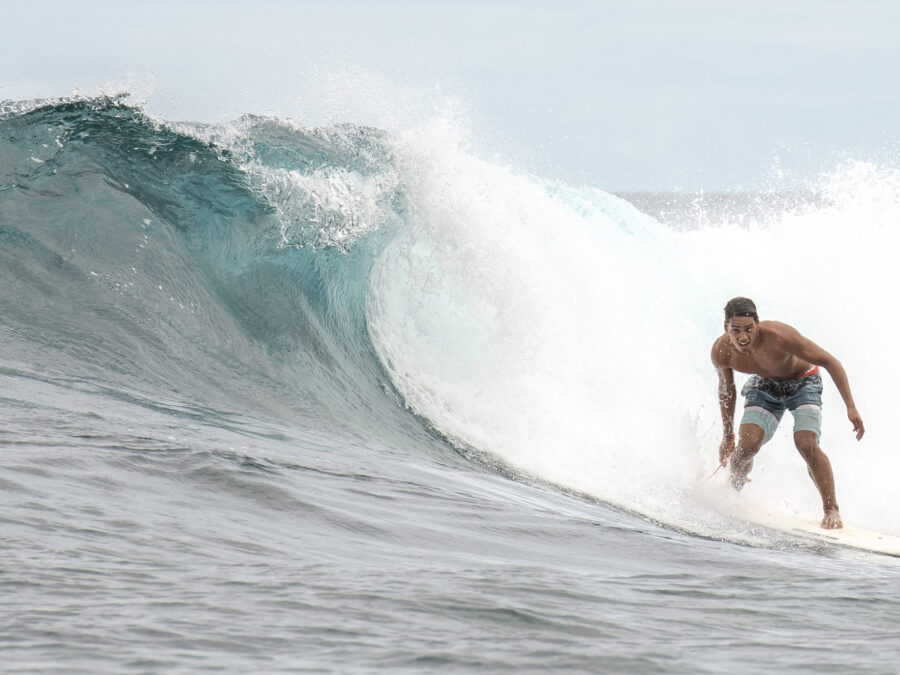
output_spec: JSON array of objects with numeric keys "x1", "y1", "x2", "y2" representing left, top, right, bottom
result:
[{"x1": 724, "y1": 297, "x2": 759, "y2": 322}]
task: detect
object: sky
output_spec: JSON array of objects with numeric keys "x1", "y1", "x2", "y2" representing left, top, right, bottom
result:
[{"x1": 3, "y1": 0, "x2": 900, "y2": 191}]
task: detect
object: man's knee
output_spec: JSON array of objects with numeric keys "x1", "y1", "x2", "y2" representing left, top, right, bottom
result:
[
  {"x1": 738, "y1": 424, "x2": 765, "y2": 454},
  {"x1": 794, "y1": 430, "x2": 819, "y2": 459}
]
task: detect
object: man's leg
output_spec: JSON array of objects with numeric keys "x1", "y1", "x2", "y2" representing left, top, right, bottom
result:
[
  {"x1": 794, "y1": 430, "x2": 842, "y2": 529},
  {"x1": 729, "y1": 423, "x2": 765, "y2": 490}
]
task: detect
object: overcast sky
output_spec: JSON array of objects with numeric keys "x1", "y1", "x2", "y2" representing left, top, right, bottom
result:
[{"x1": 4, "y1": 0, "x2": 900, "y2": 191}]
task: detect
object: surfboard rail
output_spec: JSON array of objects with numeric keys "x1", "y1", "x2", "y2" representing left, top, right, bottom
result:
[{"x1": 742, "y1": 509, "x2": 900, "y2": 558}]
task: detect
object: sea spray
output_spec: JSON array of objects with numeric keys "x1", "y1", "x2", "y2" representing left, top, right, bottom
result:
[
  {"x1": 367, "y1": 117, "x2": 710, "y2": 525},
  {"x1": 368, "y1": 120, "x2": 900, "y2": 536}
]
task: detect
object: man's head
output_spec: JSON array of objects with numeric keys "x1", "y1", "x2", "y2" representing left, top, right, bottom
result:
[{"x1": 723, "y1": 297, "x2": 759, "y2": 353}]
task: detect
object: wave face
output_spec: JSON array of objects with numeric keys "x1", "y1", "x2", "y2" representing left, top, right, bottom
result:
[
  {"x1": 2, "y1": 96, "x2": 899, "y2": 539},
  {"x1": 0, "y1": 97, "x2": 420, "y2": 441}
]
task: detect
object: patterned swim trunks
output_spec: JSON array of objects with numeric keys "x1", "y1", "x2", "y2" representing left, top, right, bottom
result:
[{"x1": 740, "y1": 366, "x2": 823, "y2": 444}]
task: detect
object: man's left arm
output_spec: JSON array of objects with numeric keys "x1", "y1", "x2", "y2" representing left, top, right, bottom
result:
[{"x1": 788, "y1": 331, "x2": 865, "y2": 440}]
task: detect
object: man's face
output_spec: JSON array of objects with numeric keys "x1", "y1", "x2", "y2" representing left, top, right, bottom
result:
[{"x1": 725, "y1": 316, "x2": 758, "y2": 353}]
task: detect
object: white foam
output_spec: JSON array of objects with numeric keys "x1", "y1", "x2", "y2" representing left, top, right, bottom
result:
[{"x1": 367, "y1": 117, "x2": 900, "y2": 539}]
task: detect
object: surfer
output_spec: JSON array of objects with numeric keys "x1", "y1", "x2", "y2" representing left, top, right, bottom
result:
[{"x1": 711, "y1": 297, "x2": 864, "y2": 529}]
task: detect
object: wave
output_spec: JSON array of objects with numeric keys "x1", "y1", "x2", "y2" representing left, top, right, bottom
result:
[{"x1": 2, "y1": 95, "x2": 898, "y2": 539}]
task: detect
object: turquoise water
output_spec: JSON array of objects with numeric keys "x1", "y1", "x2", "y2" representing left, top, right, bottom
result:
[{"x1": 2, "y1": 97, "x2": 899, "y2": 672}]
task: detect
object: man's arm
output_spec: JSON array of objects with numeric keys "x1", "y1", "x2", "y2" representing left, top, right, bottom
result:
[
  {"x1": 711, "y1": 341, "x2": 737, "y2": 461},
  {"x1": 781, "y1": 327, "x2": 865, "y2": 440}
]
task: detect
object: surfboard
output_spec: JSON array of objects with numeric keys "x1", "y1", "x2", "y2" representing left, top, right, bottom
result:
[{"x1": 742, "y1": 508, "x2": 900, "y2": 558}]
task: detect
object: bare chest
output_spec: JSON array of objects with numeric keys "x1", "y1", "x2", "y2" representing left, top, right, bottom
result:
[{"x1": 728, "y1": 349, "x2": 803, "y2": 380}]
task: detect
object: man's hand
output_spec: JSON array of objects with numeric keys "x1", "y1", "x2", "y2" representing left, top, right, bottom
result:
[
  {"x1": 719, "y1": 435, "x2": 735, "y2": 464},
  {"x1": 848, "y1": 406, "x2": 864, "y2": 440}
]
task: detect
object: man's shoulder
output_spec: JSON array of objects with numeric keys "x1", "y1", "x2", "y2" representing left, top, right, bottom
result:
[
  {"x1": 760, "y1": 319, "x2": 792, "y2": 331},
  {"x1": 710, "y1": 334, "x2": 732, "y2": 367},
  {"x1": 760, "y1": 320, "x2": 803, "y2": 342}
]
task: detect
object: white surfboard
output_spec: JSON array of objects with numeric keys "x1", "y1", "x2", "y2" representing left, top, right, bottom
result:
[{"x1": 743, "y1": 508, "x2": 900, "y2": 558}]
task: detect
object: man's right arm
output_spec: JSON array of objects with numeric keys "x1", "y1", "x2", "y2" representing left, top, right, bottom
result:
[{"x1": 711, "y1": 341, "x2": 736, "y2": 462}]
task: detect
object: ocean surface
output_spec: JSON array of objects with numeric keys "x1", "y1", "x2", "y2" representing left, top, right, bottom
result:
[{"x1": 2, "y1": 96, "x2": 899, "y2": 673}]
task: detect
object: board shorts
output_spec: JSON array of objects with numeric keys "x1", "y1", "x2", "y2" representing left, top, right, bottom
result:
[{"x1": 740, "y1": 366, "x2": 823, "y2": 444}]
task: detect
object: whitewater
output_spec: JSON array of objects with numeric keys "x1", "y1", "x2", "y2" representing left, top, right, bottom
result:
[{"x1": 2, "y1": 96, "x2": 899, "y2": 672}]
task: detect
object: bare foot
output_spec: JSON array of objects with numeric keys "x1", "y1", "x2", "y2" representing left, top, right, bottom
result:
[
  {"x1": 728, "y1": 467, "x2": 751, "y2": 491},
  {"x1": 821, "y1": 509, "x2": 843, "y2": 529}
]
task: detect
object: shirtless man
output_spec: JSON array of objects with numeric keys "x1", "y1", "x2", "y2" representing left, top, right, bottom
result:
[{"x1": 711, "y1": 297, "x2": 864, "y2": 529}]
